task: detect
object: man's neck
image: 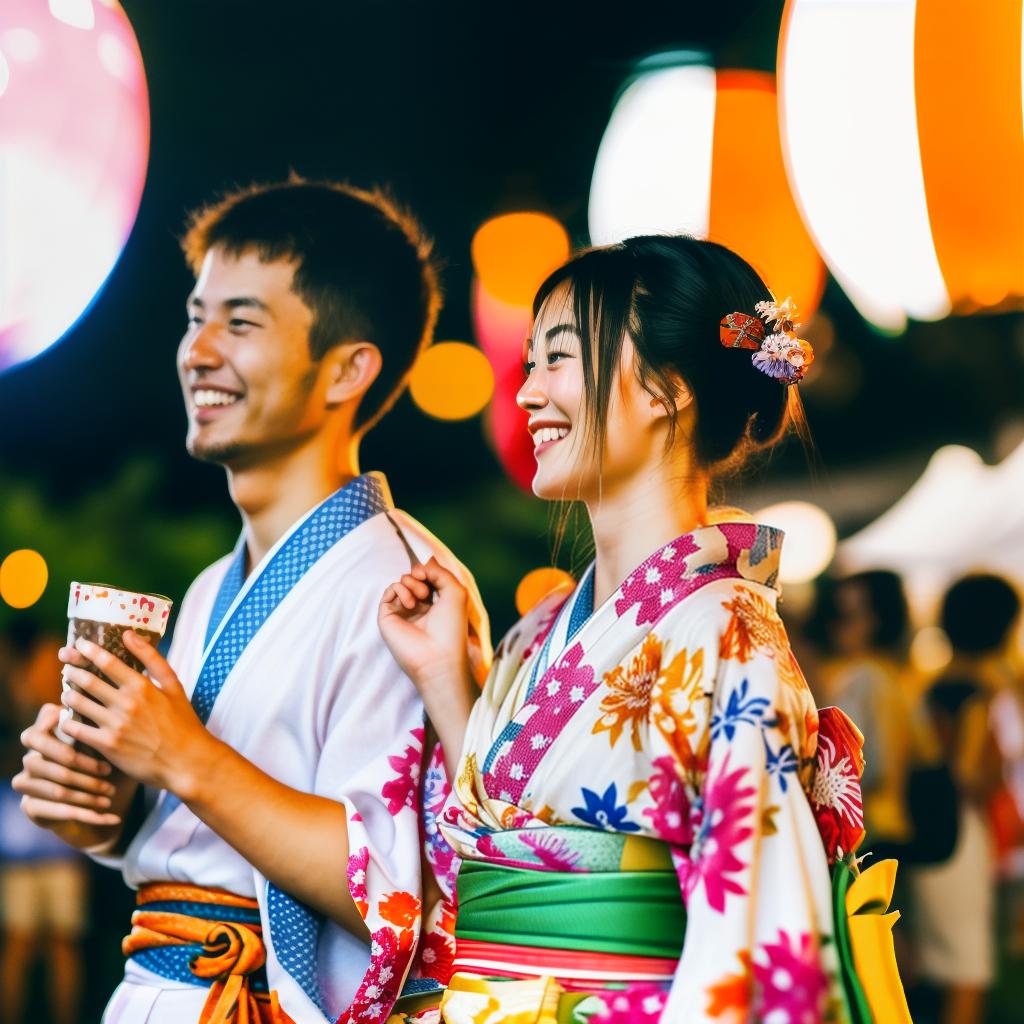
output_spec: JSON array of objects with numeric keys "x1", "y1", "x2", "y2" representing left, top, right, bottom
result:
[{"x1": 226, "y1": 438, "x2": 360, "y2": 575}]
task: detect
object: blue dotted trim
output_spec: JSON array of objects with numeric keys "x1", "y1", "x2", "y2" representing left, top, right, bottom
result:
[
  {"x1": 204, "y1": 546, "x2": 246, "y2": 651},
  {"x1": 266, "y1": 881, "x2": 325, "y2": 1014},
  {"x1": 141, "y1": 900, "x2": 261, "y2": 925},
  {"x1": 130, "y1": 943, "x2": 269, "y2": 993},
  {"x1": 400, "y1": 977, "x2": 445, "y2": 996}
]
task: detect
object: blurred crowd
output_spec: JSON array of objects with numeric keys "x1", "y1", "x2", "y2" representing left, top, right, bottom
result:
[{"x1": 1, "y1": 564, "x2": 1022, "y2": 1023}]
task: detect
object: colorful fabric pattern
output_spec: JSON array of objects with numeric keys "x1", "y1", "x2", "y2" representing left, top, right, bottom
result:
[{"x1": 433, "y1": 522, "x2": 854, "y2": 1022}]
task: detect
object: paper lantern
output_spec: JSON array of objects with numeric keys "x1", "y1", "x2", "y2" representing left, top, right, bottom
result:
[
  {"x1": 589, "y1": 60, "x2": 825, "y2": 317},
  {"x1": 0, "y1": 0, "x2": 149, "y2": 371},
  {"x1": 779, "y1": 0, "x2": 1024, "y2": 331},
  {"x1": 515, "y1": 567, "x2": 575, "y2": 616}
]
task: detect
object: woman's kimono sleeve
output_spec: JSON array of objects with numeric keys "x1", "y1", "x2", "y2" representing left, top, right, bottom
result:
[
  {"x1": 662, "y1": 581, "x2": 839, "y2": 1021},
  {"x1": 307, "y1": 588, "x2": 428, "y2": 1024}
]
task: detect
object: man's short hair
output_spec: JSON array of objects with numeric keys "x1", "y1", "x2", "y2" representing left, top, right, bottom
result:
[{"x1": 182, "y1": 178, "x2": 440, "y2": 432}]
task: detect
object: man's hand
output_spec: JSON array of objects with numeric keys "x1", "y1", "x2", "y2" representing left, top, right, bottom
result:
[
  {"x1": 58, "y1": 630, "x2": 218, "y2": 799},
  {"x1": 13, "y1": 703, "x2": 131, "y2": 851}
]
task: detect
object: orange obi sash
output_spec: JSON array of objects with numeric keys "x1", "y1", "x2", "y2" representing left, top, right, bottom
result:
[{"x1": 123, "y1": 883, "x2": 295, "y2": 1024}]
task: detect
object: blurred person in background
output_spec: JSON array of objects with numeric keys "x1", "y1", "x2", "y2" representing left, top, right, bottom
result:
[
  {"x1": 0, "y1": 619, "x2": 87, "y2": 1024},
  {"x1": 909, "y1": 573, "x2": 1023, "y2": 1024},
  {"x1": 814, "y1": 570, "x2": 916, "y2": 848}
]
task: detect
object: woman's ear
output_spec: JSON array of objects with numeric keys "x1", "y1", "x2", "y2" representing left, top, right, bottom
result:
[
  {"x1": 325, "y1": 341, "x2": 383, "y2": 408},
  {"x1": 647, "y1": 372, "x2": 693, "y2": 420}
]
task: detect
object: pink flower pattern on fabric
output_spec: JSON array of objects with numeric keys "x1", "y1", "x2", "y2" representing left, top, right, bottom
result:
[
  {"x1": 337, "y1": 926, "x2": 413, "y2": 1024},
  {"x1": 590, "y1": 983, "x2": 668, "y2": 1023},
  {"x1": 346, "y1": 845, "x2": 370, "y2": 919},
  {"x1": 676, "y1": 754, "x2": 756, "y2": 913},
  {"x1": 641, "y1": 755, "x2": 693, "y2": 846},
  {"x1": 753, "y1": 930, "x2": 830, "y2": 1024},
  {"x1": 485, "y1": 642, "x2": 595, "y2": 804},
  {"x1": 615, "y1": 534, "x2": 701, "y2": 626},
  {"x1": 382, "y1": 727, "x2": 424, "y2": 817}
]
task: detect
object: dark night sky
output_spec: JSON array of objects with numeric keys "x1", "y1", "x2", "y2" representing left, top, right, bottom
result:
[{"x1": 1, "y1": 0, "x2": 1021, "y2": 524}]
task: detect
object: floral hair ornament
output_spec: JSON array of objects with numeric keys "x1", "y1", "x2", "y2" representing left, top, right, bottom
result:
[{"x1": 719, "y1": 296, "x2": 814, "y2": 386}]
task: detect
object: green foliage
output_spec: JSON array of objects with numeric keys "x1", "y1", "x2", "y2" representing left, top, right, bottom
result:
[{"x1": 0, "y1": 460, "x2": 236, "y2": 633}]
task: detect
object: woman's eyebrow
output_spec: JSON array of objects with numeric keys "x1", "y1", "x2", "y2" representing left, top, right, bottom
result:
[{"x1": 545, "y1": 324, "x2": 580, "y2": 343}]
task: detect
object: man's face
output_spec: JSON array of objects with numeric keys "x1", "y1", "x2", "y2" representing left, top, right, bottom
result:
[{"x1": 178, "y1": 247, "x2": 324, "y2": 467}]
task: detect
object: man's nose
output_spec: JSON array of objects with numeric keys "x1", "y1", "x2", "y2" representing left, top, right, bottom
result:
[{"x1": 179, "y1": 324, "x2": 224, "y2": 371}]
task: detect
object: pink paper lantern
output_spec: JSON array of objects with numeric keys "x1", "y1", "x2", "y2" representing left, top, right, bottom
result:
[{"x1": 0, "y1": 0, "x2": 149, "y2": 371}]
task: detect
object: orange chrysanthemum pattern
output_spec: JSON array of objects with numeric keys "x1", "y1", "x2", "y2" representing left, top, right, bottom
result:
[{"x1": 593, "y1": 634, "x2": 663, "y2": 750}]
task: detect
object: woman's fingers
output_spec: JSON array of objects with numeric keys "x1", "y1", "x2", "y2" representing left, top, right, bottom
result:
[{"x1": 400, "y1": 573, "x2": 433, "y2": 602}]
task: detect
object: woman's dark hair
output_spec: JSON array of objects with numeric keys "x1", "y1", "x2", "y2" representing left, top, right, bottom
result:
[
  {"x1": 531, "y1": 234, "x2": 802, "y2": 474},
  {"x1": 182, "y1": 177, "x2": 440, "y2": 433},
  {"x1": 941, "y1": 573, "x2": 1021, "y2": 655}
]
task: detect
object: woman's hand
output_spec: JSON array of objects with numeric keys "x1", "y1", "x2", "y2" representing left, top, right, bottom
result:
[
  {"x1": 56, "y1": 630, "x2": 218, "y2": 800},
  {"x1": 378, "y1": 557, "x2": 471, "y2": 694},
  {"x1": 378, "y1": 557, "x2": 477, "y2": 777}
]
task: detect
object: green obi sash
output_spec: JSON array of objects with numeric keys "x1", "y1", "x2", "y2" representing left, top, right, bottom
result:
[{"x1": 454, "y1": 828, "x2": 686, "y2": 959}]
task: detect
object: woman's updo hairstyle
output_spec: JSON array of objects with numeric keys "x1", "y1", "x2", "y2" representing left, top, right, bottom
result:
[{"x1": 532, "y1": 234, "x2": 802, "y2": 475}]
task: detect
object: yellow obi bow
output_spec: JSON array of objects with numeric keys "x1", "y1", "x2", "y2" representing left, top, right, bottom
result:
[{"x1": 123, "y1": 883, "x2": 295, "y2": 1024}]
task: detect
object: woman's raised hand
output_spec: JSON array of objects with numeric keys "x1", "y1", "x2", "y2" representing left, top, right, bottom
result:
[{"x1": 378, "y1": 556, "x2": 472, "y2": 695}]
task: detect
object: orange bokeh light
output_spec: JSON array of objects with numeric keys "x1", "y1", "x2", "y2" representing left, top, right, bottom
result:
[
  {"x1": 471, "y1": 213, "x2": 570, "y2": 307},
  {"x1": 0, "y1": 549, "x2": 49, "y2": 609},
  {"x1": 515, "y1": 567, "x2": 576, "y2": 616},
  {"x1": 409, "y1": 341, "x2": 495, "y2": 421}
]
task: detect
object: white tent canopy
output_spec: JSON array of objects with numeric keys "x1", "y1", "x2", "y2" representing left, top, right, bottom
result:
[{"x1": 838, "y1": 442, "x2": 1024, "y2": 619}]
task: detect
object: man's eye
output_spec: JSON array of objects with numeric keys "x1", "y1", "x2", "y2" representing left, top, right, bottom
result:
[
  {"x1": 229, "y1": 319, "x2": 259, "y2": 330},
  {"x1": 186, "y1": 315, "x2": 203, "y2": 327}
]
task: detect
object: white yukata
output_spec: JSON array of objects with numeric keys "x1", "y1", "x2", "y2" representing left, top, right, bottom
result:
[{"x1": 98, "y1": 473, "x2": 488, "y2": 1024}]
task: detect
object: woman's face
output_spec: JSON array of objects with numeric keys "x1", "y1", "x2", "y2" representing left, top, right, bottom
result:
[{"x1": 516, "y1": 284, "x2": 670, "y2": 501}]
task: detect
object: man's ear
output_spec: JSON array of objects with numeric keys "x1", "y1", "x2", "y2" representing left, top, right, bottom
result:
[{"x1": 324, "y1": 341, "x2": 383, "y2": 408}]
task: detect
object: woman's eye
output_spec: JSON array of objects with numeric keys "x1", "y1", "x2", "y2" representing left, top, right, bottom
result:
[
  {"x1": 547, "y1": 350, "x2": 569, "y2": 365},
  {"x1": 522, "y1": 360, "x2": 536, "y2": 376}
]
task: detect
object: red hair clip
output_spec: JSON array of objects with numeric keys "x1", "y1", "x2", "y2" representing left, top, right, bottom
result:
[{"x1": 719, "y1": 312, "x2": 765, "y2": 351}]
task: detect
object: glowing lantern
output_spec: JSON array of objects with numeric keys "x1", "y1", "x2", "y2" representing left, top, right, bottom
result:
[
  {"x1": 754, "y1": 501, "x2": 837, "y2": 584},
  {"x1": 0, "y1": 549, "x2": 48, "y2": 608},
  {"x1": 779, "y1": 0, "x2": 1024, "y2": 331},
  {"x1": 0, "y1": 0, "x2": 149, "y2": 372},
  {"x1": 409, "y1": 341, "x2": 494, "y2": 421},
  {"x1": 589, "y1": 59, "x2": 825, "y2": 317},
  {"x1": 471, "y1": 213, "x2": 570, "y2": 307},
  {"x1": 515, "y1": 567, "x2": 575, "y2": 616}
]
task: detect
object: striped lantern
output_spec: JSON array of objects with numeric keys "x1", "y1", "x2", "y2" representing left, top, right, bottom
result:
[
  {"x1": 779, "y1": 0, "x2": 1024, "y2": 331},
  {"x1": 589, "y1": 60, "x2": 825, "y2": 318}
]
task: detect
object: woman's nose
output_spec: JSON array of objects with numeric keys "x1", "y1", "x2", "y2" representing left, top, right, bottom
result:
[{"x1": 516, "y1": 371, "x2": 547, "y2": 411}]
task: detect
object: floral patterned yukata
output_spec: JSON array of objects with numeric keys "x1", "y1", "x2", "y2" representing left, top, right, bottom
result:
[{"x1": 394, "y1": 521, "x2": 882, "y2": 1024}]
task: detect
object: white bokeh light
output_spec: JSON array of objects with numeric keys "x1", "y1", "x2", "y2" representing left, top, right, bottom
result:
[{"x1": 755, "y1": 500, "x2": 837, "y2": 585}]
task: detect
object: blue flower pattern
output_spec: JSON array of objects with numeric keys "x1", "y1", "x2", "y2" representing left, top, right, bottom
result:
[
  {"x1": 572, "y1": 782, "x2": 640, "y2": 832},
  {"x1": 710, "y1": 677, "x2": 771, "y2": 741}
]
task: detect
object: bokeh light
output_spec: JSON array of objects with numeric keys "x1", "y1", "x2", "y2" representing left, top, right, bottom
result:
[
  {"x1": 589, "y1": 59, "x2": 824, "y2": 316},
  {"x1": 779, "y1": 0, "x2": 1024, "y2": 330},
  {"x1": 409, "y1": 341, "x2": 494, "y2": 421},
  {"x1": 471, "y1": 213, "x2": 570, "y2": 307},
  {"x1": 754, "y1": 501, "x2": 837, "y2": 584},
  {"x1": 515, "y1": 567, "x2": 575, "y2": 616},
  {"x1": 0, "y1": 548, "x2": 49, "y2": 608},
  {"x1": 0, "y1": 0, "x2": 149, "y2": 372}
]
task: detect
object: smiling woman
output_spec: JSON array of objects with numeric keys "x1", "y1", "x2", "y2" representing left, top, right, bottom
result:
[{"x1": 380, "y1": 234, "x2": 909, "y2": 1023}]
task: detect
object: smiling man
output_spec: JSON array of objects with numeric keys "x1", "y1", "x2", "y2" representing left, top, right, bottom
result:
[{"x1": 13, "y1": 180, "x2": 488, "y2": 1024}]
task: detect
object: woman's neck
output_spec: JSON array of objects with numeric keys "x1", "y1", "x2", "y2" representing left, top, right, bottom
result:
[{"x1": 585, "y1": 458, "x2": 708, "y2": 609}]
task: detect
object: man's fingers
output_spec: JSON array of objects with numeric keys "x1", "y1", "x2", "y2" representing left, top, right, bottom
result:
[
  {"x1": 122, "y1": 631, "x2": 184, "y2": 695},
  {"x1": 58, "y1": 645, "x2": 92, "y2": 668},
  {"x1": 61, "y1": 686, "x2": 114, "y2": 729},
  {"x1": 20, "y1": 751, "x2": 116, "y2": 796},
  {"x1": 73, "y1": 637, "x2": 139, "y2": 688},
  {"x1": 13, "y1": 770, "x2": 113, "y2": 810},
  {"x1": 62, "y1": 665, "x2": 119, "y2": 708},
  {"x1": 423, "y1": 557, "x2": 464, "y2": 598},
  {"x1": 19, "y1": 795, "x2": 122, "y2": 828},
  {"x1": 21, "y1": 714, "x2": 112, "y2": 777}
]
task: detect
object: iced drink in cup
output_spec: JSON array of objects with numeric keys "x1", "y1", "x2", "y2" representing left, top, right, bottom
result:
[{"x1": 58, "y1": 582, "x2": 173, "y2": 745}]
